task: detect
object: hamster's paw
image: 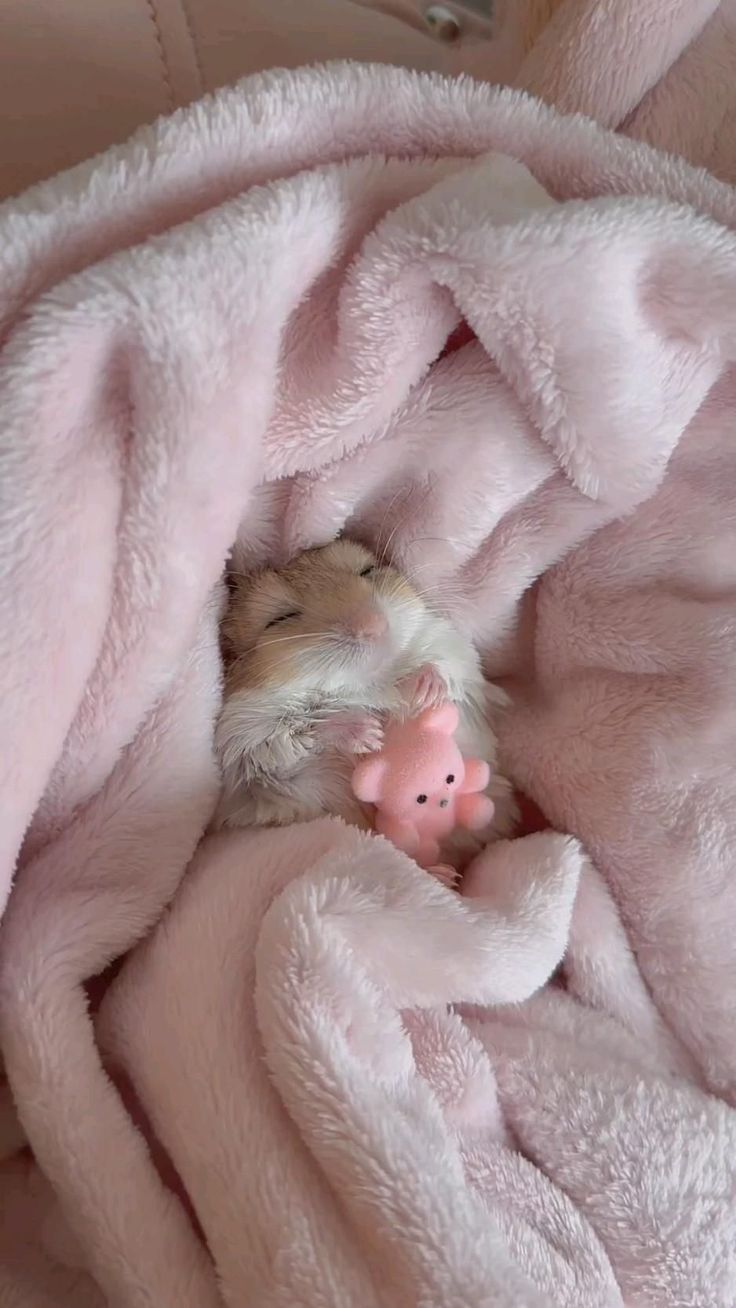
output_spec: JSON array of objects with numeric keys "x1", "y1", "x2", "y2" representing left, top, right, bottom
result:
[
  {"x1": 428, "y1": 863, "x2": 460, "y2": 890},
  {"x1": 399, "y1": 663, "x2": 448, "y2": 713},
  {"x1": 319, "y1": 710, "x2": 384, "y2": 755}
]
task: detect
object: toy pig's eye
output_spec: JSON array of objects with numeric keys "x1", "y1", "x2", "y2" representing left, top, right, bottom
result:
[
  {"x1": 416, "y1": 794, "x2": 427, "y2": 804},
  {"x1": 446, "y1": 774, "x2": 455, "y2": 784}
]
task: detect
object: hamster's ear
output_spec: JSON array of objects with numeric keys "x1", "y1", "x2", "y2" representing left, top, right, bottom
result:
[
  {"x1": 352, "y1": 756, "x2": 388, "y2": 803},
  {"x1": 421, "y1": 702, "x2": 459, "y2": 735}
]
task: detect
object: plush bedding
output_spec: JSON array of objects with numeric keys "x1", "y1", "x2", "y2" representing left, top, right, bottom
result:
[{"x1": 1, "y1": 60, "x2": 736, "y2": 1306}]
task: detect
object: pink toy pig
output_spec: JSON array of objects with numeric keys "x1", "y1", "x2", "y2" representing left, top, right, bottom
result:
[{"x1": 351, "y1": 702, "x2": 494, "y2": 868}]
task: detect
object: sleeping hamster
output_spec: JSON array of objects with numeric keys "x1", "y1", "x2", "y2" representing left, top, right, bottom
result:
[{"x1": 215, "y1": 538, "x2": 516, "y2": 861}]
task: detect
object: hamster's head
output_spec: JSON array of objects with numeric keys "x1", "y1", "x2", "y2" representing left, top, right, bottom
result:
[{"x1": 223, "y1": 538, "x2": 430, "y2": 695}]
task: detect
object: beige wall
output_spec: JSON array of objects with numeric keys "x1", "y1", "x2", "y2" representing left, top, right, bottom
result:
[{"x1": 0, "y1": 0, "x2": 454, "y2": 200}]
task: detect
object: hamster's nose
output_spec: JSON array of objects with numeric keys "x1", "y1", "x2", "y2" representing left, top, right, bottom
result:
[{"x1": 344, "y1": 607, "x2": 388, "y2": 642}]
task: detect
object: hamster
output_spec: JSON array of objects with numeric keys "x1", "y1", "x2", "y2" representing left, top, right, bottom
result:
[{"x1": 214, "y1": 538, "x2": 516, "y2": 862}]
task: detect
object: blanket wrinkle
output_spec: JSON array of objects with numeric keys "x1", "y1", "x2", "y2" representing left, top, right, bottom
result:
[
  {"x1": 470, "y1": 0, "x2": 736, "y2": 187},
  {"x1": 1, "y1": 60, "x2": 736, "y2": 1307}
]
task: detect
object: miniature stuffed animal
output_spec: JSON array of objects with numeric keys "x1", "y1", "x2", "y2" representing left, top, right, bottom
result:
[{"x1": 351, "y1": 702, "x2": 495, "y2": 868}]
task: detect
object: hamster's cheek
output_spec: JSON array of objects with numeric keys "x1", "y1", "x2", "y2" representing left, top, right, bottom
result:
[{"x1": 384, "y1": 592, "x2": 426, "y2": 648}]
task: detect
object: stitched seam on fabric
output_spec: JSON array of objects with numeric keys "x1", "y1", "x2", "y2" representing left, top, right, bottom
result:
[
  {"x1": 179, "y1": 0, "x2": 205, "y2": 95},
  {"x1": 145, "y1": 0, "x2": 176, "y2": 112}
]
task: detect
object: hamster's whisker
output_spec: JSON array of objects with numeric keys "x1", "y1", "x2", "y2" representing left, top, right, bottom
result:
[
  {"x1": 390, "y1": 568, "x2": 465, "y2": 597},
  {"x1": 375, "y1": 514, "x2": 408, "y2": 567},
  {"x1": 374, "y1": 492, "x2": 423, "y2": 566},
  {"x1": 410, "y1": 582, "x2": 464, "y2": 602},
  {"x1": 374, "y1": 483, "x2": 437, "y2": 566},
  {"x1": 381, "y1": 572, "x2": 464, "y2": 608},
  {"x1": 387, "y1": 587, "x2": 463, "y2": 617},
  {"x1": 407, "y1": 534, "x2": 461, "y2": 547},
  {"x1": 257, "y1": 632, "x2": 341, "y2": 649},
  {"x1": 404, "y1": 561, "x2": 459, "y2": 580},
  {"x1": 372, "y1": 485, "x2": 410, "y2": 564}
]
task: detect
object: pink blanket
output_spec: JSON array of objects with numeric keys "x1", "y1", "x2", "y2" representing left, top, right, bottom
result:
[
  {"x1": 450, "y1": 0, "x2": 736, "y2": 184},
  {"x1": 2, "y1": 61, "x2": 736, "y2": 1306}
]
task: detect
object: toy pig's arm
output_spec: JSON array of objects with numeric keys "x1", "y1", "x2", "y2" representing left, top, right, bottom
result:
[
  {"x1": 460, "y1": 758, "x2": 490, "y2": 794},
  {"x1": 375, "y1": 812, "x2": 420, "y2": 858},
  {"x1": 455, "y1": 792, "x2": 495, "y2": 831}
]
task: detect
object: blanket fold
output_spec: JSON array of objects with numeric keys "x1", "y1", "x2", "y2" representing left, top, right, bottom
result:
[
  {"x1": 445, "y1": 0, "x2": 736, "y2": 188},
  {"x1": 1, "y1": 60, "x2": 735, "y2": 1307}
]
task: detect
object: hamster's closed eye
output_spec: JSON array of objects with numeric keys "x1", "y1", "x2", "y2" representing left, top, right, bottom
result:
[{"x1": 264, "y1": 609, "x2": 301, "y2": 629}]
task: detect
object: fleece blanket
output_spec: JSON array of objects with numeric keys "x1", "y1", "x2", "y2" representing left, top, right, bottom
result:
[
  {"x1": 2, "y1": 61, "x2": 736, "y2": 1307},
  {"x1": 438, "y1": 0, "x2": 736, "y2": 185}
]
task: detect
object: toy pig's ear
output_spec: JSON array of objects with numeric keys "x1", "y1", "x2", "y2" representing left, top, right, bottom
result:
[
  {"x1": 421, "y1": 702, "x2": 459, "y2": 735},
  {"x1": 352, "y1": 756, "x2": 387, "y2": 803}
]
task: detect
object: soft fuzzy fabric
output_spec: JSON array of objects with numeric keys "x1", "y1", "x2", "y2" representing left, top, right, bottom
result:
[
  {"x1": 1, "y1": 60, "x2": 736, "y2": 1306},
  {"x1": 466, "y1": 0, "x2": 736, "y2": 185},
  {"x1": 359, "y1": 0, "x2": 736, "y2": 182}
]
